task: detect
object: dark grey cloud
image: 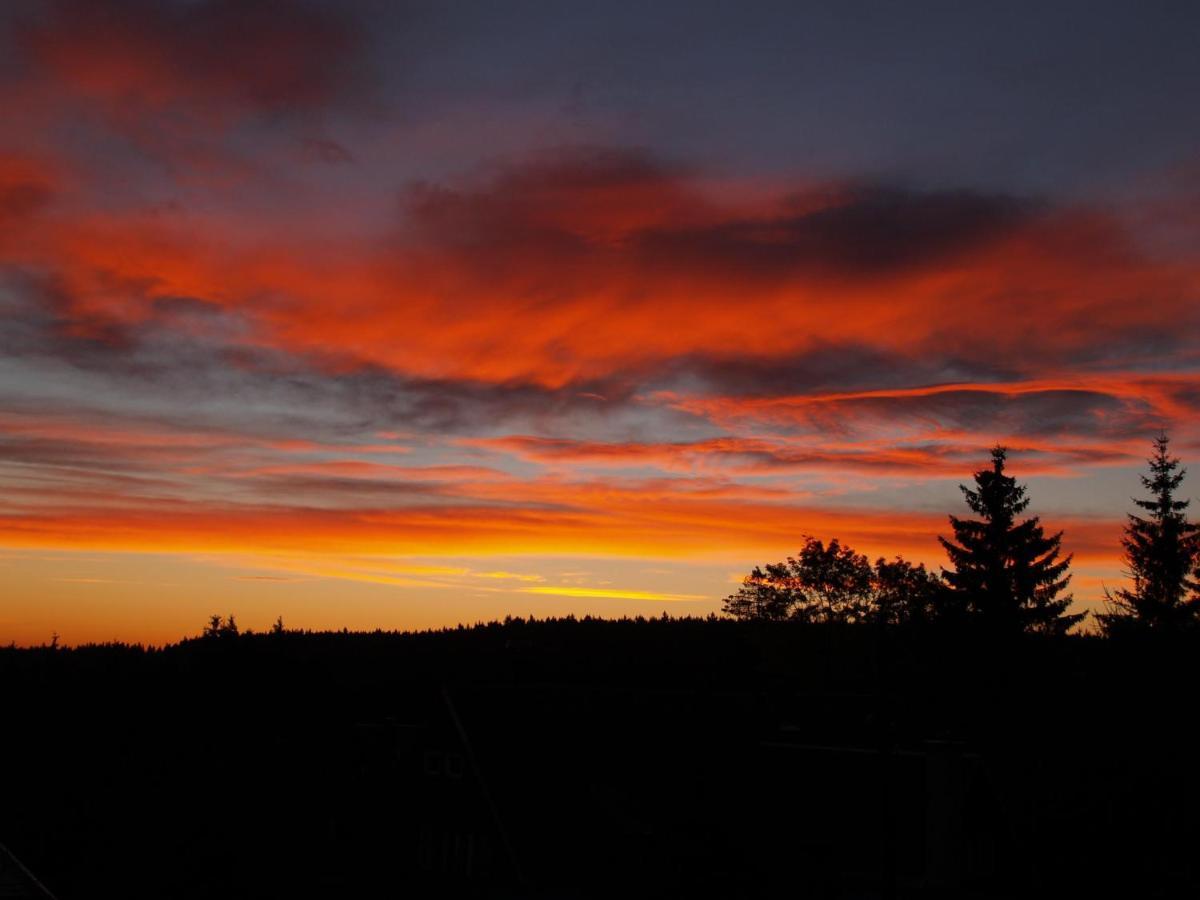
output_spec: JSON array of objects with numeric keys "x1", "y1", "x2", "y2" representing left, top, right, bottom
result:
[
  {"x1": 483, "y1": 433, "x2": 1134, "y2": 479},
  {"x1": 689, "y1": 386, "x2": 1165, "y2": 450},
  {"x1": 400, "y1": 149, "x2": 1036, "y2": 281},
  {"x1": 0, "y1": 268, "x2": 643, "y2": 443},
  {"x1": 840, "y1": 389, "x2": 1160, "y2": 442},
  {"x1": 658, "y1": 345, "x2": 1019, "y2": 399},
  {"x1": 230, "y1": 473, "x2": 457, "y2": 507},
  {"x1": 302, "y1": 138, "x2": 355, "y2": 165},
  {"x1": 634, "y1": 185, "x2": 1034, "y2": 279}
]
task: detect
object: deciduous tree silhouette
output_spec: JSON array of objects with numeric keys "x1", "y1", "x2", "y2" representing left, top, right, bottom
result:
[
  {"x1": 1097, "y1": 433, "x2": 1200, "y2": 633},
  {"x1": 939, "y1": 447, "x2": 1081, "y2": 634},
  {"x1": 871, "y1": 556, "x2": 945, "y2": 625},
  {"x1": 721, "y1": 562, "x2": 798, "y2": 620},
  {"x1": 723, "y1": 536, "x2": 943, "y2": 624},
  {"x1": 723, "y1": 536, "x2": 874, "y2": 623}
]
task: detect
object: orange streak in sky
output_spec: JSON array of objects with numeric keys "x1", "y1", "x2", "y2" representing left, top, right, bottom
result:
[{"x1": 0, "y1": 494, "x2": 1123, "y2": 568}]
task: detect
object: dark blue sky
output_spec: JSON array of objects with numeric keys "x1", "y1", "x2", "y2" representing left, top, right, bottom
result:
[{"x1": 340, "y1": 0, "x2": 1200, "y2": 195}]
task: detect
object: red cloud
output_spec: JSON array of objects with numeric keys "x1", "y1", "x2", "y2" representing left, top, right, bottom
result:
[
  {"x1": 2, "y1": 147, "x2": 1196, "y2": 393},
  {"x1": 660, "y1": 375, "x2": 1197, "y2": 443},
  {"x1": 0, "y1": 154, "x2": 58, "y2": 239},
  {"x1": 16, "y1": 0, "x2": 360, "y2": 124}
]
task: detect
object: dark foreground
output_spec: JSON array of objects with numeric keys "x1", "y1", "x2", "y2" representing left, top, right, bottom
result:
[{"x1": 2, "y1": 618, "x2": 1198, "y2": 899}]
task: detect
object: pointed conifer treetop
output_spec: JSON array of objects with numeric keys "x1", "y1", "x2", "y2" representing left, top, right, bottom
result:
[
  {"x1": 1099, "y1": 433, "x2": 1200, "y2": 631},
  {"x1": 939, "y1": 446, "x2": 1081, "y2": 634}
]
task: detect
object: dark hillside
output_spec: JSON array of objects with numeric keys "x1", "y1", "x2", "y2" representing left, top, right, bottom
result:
[{"x1": 2, "y1": 618, "x2": 1198, "y2": 898}]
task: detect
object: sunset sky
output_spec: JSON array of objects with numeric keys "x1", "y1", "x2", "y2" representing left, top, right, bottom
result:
[{"x1": 3, "y1": 0, "x2": 1200, "y2": 644}]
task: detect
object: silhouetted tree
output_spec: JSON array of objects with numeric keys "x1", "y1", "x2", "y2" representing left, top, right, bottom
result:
[
  {"x1": 271, "y1": 616, "x2": 286, "y2": 635},
  {"x1": 1097, "y1": 433, "x2": 1200, "y2": 633},
  {"x1": 721, "y1": 562, "x2": 797, "y2": 620},
  {"x1": 202, "y1": 615, "x2": 240, "y2": 640},
  {"x1": 790, "y1": 537, "x2": 875, "y2": 623},
  {"x1": 871, "y1": 556, "x2": 945, "y2": 625},
  {"x1": 939, "y1": 447, "x2": 1081, "y2": 634},
  {"x1": 203, "y1": 614, "x2": 224, "y2": 639},
  {"x1": 723, "y1": 537, "x2": 873, "y2": 622},
  {"x1": 724, "y1": 537, "x2": 943, "y2": 624}
]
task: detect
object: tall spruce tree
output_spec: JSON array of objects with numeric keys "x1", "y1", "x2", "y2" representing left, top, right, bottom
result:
[
  {"x1": 1097, "y1": 433, "x2": 1200, "y2": 632},
  {"x1": 939, "y1": 447, "x2": 1081, "y2": 634}
]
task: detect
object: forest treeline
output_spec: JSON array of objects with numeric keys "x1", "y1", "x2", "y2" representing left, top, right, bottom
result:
[
  {"x1": 5, "y1": 605, "x2": 1200, "y2": 898},
  {"x1": 723, "y1": 434, "x2": 1200, "y2": 636}
]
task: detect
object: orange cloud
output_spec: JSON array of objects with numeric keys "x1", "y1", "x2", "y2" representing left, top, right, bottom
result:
[
  {"x1": 2, "y1": 149, "x2": 1195, "y2": 391},
  {"x1": 0, "y1": 478, "x2": 1123, "y2": 570}
]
